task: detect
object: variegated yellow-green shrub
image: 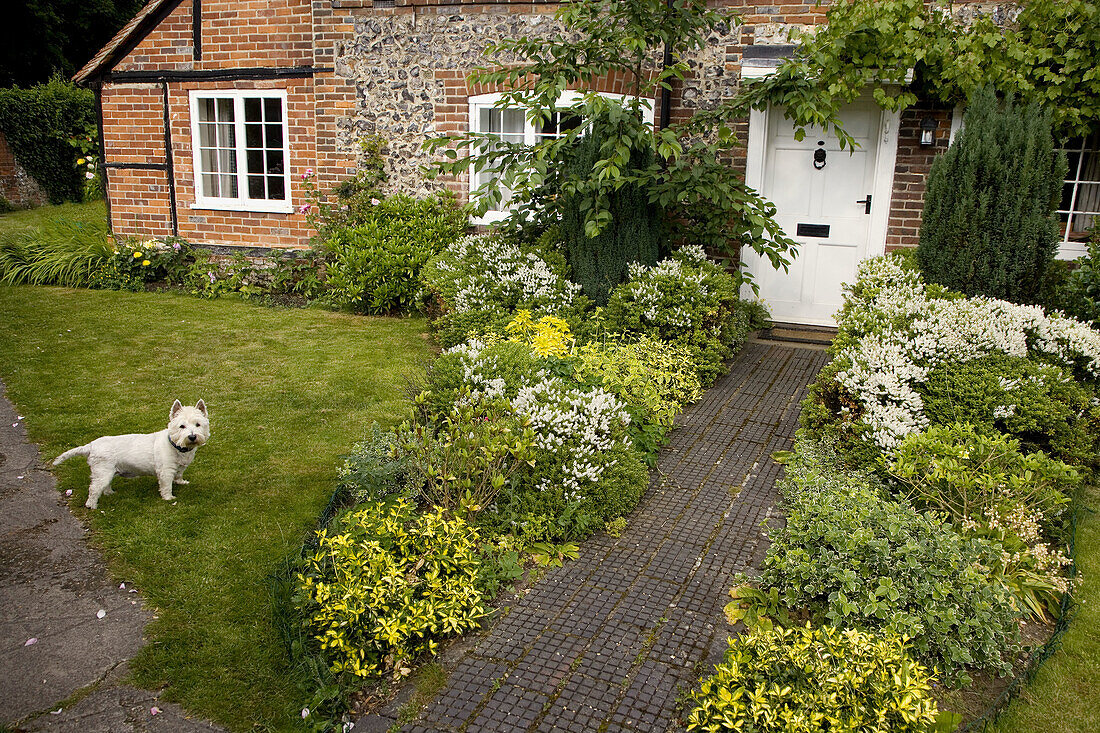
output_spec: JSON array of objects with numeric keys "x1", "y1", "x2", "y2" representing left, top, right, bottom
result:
[
  {"x1": 293, "y1": 500, "x2": 487, "y2": 681},
  {"x1": 687, "y1": 623, "x2": 939, "y2": 733}
]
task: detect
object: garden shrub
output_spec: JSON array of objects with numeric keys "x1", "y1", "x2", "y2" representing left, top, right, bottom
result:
[
  {"x1": 573, "y1": 336, "x2": 702, "y2": 462},
  {"x1": 420, "y1": 338, "x2": 544, "y2": 420},
  {"x1": 0, "y1": 78, "x2": 95, "y2": 203},
  {"x1": 420, "y1": 233, "x2": 585, "y2": 348},
  {"x1": 395, "y1": 395, "x2": 535, "y2": 515},
  {"x1": 813, "y1": 256, "x2": 1100, "y2": 458},
  {"x1": 338, "y1": 423, "x2": 421, "y2": 506},
  {"x1": 917, "y1": 354, "x2": 1100, "y2": 471},
  {"x1": 686, "y1": 623, "x2": 939, "y2": 733},
  {"x1": 758, "y1": 460, "x2": 1020, "y2": 684},
  {"x1": 318, "y1": 193, "x2": 468, "y2": 314},
  {"x1": 890, "y1": 422, "x2": 1077, "y2": 618},
  {"x1": 917, "y1": 86, "x2": 1066, "y2": 304},
  {"x1": 603, "y1": 245, "x2": 766, "y2": 386},
  {"x1": 88, "y1": 236, "x2": 191, "y2": 291},
  {"x1": 1041, "y1": 231, "x2": 1100, "y2": 327},
  {"x1": 293, "y1": 500, "x2": 487, "y2": 681},
  {"x1": 557, "y1": 113, "x2": 662, "y2": 305}
]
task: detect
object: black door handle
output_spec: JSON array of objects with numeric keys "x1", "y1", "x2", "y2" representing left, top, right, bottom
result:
[{"x1": 856, "y1": 195, "x2": 872, "y2": 214}]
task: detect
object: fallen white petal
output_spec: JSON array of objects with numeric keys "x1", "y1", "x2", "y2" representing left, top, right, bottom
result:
[
  {"x1": 25, "y1": 638, "x2": 37, "y2": 646},
  {"x1": 119, "y1": 583, "x2": 125, "y2": 589},
  {"x1": 65, "y1": 490, "x2": 73, "y2": 497},
  {"x1": 17, "y1": 475, "x2": 23, "y2": 480},
  {"x1": 150, "y1": 706, "x2": 161, "y2": 716},
  {"x1": 49, "y1": 708, "x2": 62, "y2": 715},
  {"x1": 301, "y1": 708, "x2": 310, "y2": 719},
  {"x1": 96, "y1": 609, "x2": 106, "y2": 619}
]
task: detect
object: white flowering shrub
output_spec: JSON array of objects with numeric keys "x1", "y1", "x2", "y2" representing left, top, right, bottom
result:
[
  {"x1": 421, "y1": 234, "x2": 584, "y2": 347},
  {"x1": 812, "y1": 256, "x2": 1100, "y2": 454},
  {"x1": 604, "y1": 247, "x2": 767, "y2": 385}
]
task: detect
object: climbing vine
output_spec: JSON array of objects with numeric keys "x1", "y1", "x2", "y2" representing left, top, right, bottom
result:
[{"x1": 735, "y1": 0, "x2": 1100, "y2": 140}]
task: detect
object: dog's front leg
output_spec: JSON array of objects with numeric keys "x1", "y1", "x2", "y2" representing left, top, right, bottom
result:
[
  {"x1": 157, "y1": 470, "x2": 176, "y2": 501},
  {"x1": 174, "y1": 467, "x2": 189, "y2": 485}
]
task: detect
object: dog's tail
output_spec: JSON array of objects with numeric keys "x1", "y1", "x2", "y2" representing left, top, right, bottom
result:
[{"x1": 52, "y1": 445, "x2": 90, "y2": 466}]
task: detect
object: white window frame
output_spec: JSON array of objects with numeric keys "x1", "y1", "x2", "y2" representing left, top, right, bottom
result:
[
  {"x1": 1056, "y1": 131, "x2": 1100, "y2": 259},
  {"x1": 188, "y1": 89, "x2": 293, "y2": 214},
  {"x1": 467, "y1": 91, "x2": 656, "y2": 225}
]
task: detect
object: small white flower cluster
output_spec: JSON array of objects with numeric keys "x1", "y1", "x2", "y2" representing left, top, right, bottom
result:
[
  {"x1": 833, "y1": 256, "x2": 1100, "y2": 452},
  {"x1": 445, "y1": 235, "x2": 580, "y2": 314},
  {"x1": 621, "y1": 251, "x2": 709, "y2": 328},
  {"x1": 512, "y1": 375, "x2": 631, "y2": 504},
  {"x1": 441, "y1": 339, "x2": 507, "y2": 402}
]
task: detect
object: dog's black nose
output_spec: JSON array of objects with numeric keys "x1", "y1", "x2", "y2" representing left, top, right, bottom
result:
[{"x1": 188, "y1": 434, "x2": 197, "y2": 443}]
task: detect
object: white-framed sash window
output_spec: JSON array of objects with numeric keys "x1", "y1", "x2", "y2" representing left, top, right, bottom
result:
[
  {"x1": 468, "y1": 91, "x2": 655, "y2": 224},
  {"x1": 1058, "y1": 131, "x2": 1100, "y2": 258},
  {"x1": 188, "y1": 89, "x2": 293, "y2": 213}
]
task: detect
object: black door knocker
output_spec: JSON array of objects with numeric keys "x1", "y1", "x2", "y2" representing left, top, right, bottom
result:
[{"x1": 813, "y1": 143, "x2": 827, "y2": 170}]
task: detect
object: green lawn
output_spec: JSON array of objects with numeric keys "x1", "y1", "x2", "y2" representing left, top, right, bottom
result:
[
  {"x1": 991, "y1": 480, "x2": 1100, "y2": 733},
  {"x1": 0, "y1": 285, "x2": 431, "y2": 731},
  {"x1": 0, "y1": 200, "x2": 106, "y2": 240}
]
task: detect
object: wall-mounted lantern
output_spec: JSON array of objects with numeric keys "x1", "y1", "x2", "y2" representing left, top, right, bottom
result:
[{"x1": 920, "y1": 116, "x2": 938, "y2": 146}]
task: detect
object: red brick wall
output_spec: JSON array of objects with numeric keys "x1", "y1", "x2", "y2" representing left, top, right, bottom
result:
[
  {"x1": 0, "y1": 130, "x2": 49, "y2": 208},
  {"x1": 100, "y1": 0, "x2": 357, "y2": 249},
  {"x1": 886, "y1": 105, "x2": 954, "y2": 250}
]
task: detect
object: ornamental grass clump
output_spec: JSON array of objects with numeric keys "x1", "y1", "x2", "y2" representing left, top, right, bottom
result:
[
  {"x1": 687, "y1": 623, "x2": 939, "y2": 733},
  {"x1": 293, "y1": 500, "x2": 488, "y2": 682}
]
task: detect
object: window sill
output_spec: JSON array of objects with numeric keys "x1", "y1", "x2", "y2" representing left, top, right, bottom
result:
[{"x1": 190, "y1": 200, "x2": 295, "y2": 214}]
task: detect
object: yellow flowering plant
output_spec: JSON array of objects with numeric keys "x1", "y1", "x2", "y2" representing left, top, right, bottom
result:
[{"x1": 505, "y1": 309, "x2": 573, "y2": 357}]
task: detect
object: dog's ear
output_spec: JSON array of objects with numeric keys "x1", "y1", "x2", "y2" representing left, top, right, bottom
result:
[
  {"x1": 170, "y1": 400, "x2": 183, "y2": 420},
  {"x1": 195, "y1": 399, "x2": 208, "y2": 417}
]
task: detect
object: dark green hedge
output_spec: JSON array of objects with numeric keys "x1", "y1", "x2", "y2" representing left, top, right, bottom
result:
[{"x1": 0, "y1": 78, "x2": 95, "y2": 204}]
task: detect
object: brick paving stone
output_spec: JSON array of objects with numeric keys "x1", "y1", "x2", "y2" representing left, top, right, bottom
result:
[{"x1": 391, "y1": 340, "x2": 826, "y2": 733}]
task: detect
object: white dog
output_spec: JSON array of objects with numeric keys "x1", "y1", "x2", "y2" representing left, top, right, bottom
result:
[{"x1": 53, "y1": 400, "x2": 210, "y2": 509}]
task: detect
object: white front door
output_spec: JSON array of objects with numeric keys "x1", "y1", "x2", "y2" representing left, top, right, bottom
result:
[{"x1": 742, "y1": 98, "x2": 899, "y2": 326}]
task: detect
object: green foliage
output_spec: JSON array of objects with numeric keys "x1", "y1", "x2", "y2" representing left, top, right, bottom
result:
[
  {"x1": 687, "y1": 623, "x2": 939, "y2": 733},
  {"x1": 556, "y1": 112, "x2": 662, "y2": 304},
  {"x1": 293, "y1": 500, "x2": 488, "y2": 682},
  {"x1": 420, "y1": 233, "x2": 587, "y2": 348},
  {"x1": 1042, "y1": 232, "x2": 1100, "y2": 327},
  {"x1": 338, "y1": 423, "x2": 421, "y2": 506},
  {"x1": 395, "y1": 394, "x2": 535, "y2": 515},
  {"x1": 421, "y1": 339, "x2": 542, "y2": 418},
  {"x1": 425, "y1": 0, "x2": 798, "y2": 277},
  {"x1": 737, "y1": 0, "x2": 1100, "y2": 141},
  {"x1": 918, "y1": 354, "x2": 1100, "y2": 471},
  {"x1": 603, "y1": 247, "x2": 763, "y2": 385},
  {"x1": 890, "y1": 422, "x2": 1078, "y2": 619},
  {"x1": 186, "y1": 251, "x2": 265, "y2": 300},
  {"x1": 487, "y1": 441, "x2": 647, "y2": 543},
  {"x1": 0, "y1": 79, "x2": 95, "y2": 203},
  {"x1": 0, "y1": 208, "x2": 110, "y2": 286},
  {"x1": 88, "y1": 236, "x2": 191, "y2": 291},
  {"x1": 759, "y1": 447, "x2": 1021, "y2": 684},
  {"x1": 573, "y1": 335, "x2": 702, "y2": 461},
  {"x1": 917, "y1": 87, "x2": 1066, "y2": 303},
  {"x1": 891, "y1": 422, "x2": 1076, "y2": 532},
  {"x1": 318, "y1": 193, "x2": 468, "y2": 314},
  {"x1": 68, "y1": 121, "x2": 102, "y2": 201}
]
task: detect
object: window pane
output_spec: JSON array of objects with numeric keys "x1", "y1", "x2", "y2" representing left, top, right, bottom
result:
[
  {"x1": 246, "y1": 149, "x2": 264, "y2": 174},
  {"x1": 264, "y1": 98, "x2": 282, "y2": 122},
  {"x1": 220, "y1": 173, "x2": 238, "y2": 198},
  {"x1": 265, "y1": 149, "x2": 284, "y2": 175},
  {"x1": 216, "y1": 122, "x2": 235, "y2": 148},
  {"x1": 248, "y1": 174, "x2": 265, "y2": 199},
  {"x1": 265, "y1": 123, "x2": 283, "y2": 148},
  {"x1": 216, "y1": 98, "x2": 234, "y2": 122},
  {"x1": 244, "y1": 98, "x2": 262, "y2": 123},
  {"x1": 198, "y1": 98, "x2": 216, "y2": 121},
  {"x1": 267, "y1": 176, "x2": 285, "y2": 200},
  {"x1": 198, "y1": 122, "x2": 218, "y2": 149},
  {"x1": 245, "y1": 123, "x2": 263, "y2": 149},
  {"x1": 202, "y1": 173, "x2": 220, "y2": 198}
]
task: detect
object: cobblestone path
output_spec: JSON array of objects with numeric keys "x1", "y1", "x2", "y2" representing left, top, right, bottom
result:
[{"x1": 391, "y1": 340, "x2": 829, "y2": 733}]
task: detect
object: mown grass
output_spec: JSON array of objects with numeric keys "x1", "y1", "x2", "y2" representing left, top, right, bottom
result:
[
  {"x1": 991, "y1": 480, "x2": 1100, "y2": 733},
  {"x1": 0, "y1": 285, "x2": 431, "y2": 731}
]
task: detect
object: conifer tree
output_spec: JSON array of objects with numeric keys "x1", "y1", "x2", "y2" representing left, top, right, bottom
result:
[
  {"x1": 558, "y1": 114, "x2": 662, "y2": 305},
  {"x1": 917, "y1": 86, "x2": 1067, "y2": 303}
]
